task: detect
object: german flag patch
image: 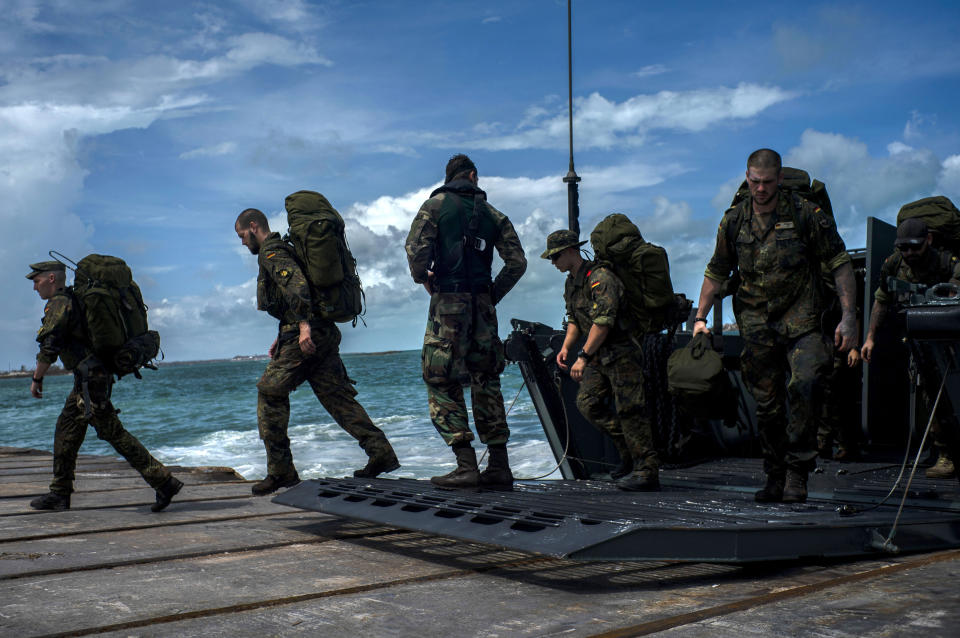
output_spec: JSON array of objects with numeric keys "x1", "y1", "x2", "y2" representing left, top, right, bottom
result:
[
  {"x1": 591, "y1": 281, "x2": 601, "y2": 289},
  {"x1": 266, "y1": 252, "x2": 276, "y2": 259}
]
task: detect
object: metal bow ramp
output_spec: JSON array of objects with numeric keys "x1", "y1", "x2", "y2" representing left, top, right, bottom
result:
[{"x1": 272, "y1": 460, "x2": 960, "y2": 563}]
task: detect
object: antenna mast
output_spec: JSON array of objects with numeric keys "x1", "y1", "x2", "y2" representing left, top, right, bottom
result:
[{"x1": 563, "y1": 0, "x2": 581, "y2": 235}]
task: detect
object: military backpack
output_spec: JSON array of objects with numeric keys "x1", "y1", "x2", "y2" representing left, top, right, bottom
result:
[
  {"x1": 589, "y1": 213, "x2": 679, "y2": 334},
  {"x1": 284, "y1": 190, "x2": 365, "y2": 325},
  {"x1": 60, "y1": 253, "x2": 161, "y2": 378},
  {"x1": 896, "y1": 196, "x2": 960, "y2": 255}
]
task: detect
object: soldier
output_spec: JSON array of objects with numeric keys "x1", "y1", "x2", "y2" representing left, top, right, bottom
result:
[
  {"x1": 862, "y1": 218, "x2": 960, "y2": 479},
  {"x1": 236, "y1": 208, "x2": 399, "y2": 495},
  {"x1": 26, "y1": 261, "x2": 182, "y2": 512},
  {"x1": 693, "y1": 149, "x2": 858, "y2": 503},
  {"x1": 544, "y1": 230, "x2": 660, "y2": 490},
  {"x1": 405, "y1": 154, "x2": 527, "y2": 488}
]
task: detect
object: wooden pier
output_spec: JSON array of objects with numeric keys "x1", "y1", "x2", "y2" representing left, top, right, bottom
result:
[{"x1": 2, "y1": 446, "x2": 958, "y2": 637}]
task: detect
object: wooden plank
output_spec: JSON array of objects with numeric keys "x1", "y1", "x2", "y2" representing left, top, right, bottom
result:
[
  {"x1": 0, "y1": 535, "x2": 473, "y2": 637},
  {"x1": 0, "y1": 481, "x2": 257, "y2": 515},
  {"x1": 0, "y1": 497, "x2": 305, "y2": 542},
  {"x1": 0, "y1": 512, "x2": 394, "y2": 579},
  {"x1": 0, "y1": 466, "x2": 247, "y2": 498},
  {"x1": 78, "y1": 550, "x2": 960, "y2": 638}
]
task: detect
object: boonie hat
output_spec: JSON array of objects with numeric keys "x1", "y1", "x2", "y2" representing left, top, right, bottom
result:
[
  {"x1": 25, "y1": 260, "x2": 66, "y2": 280},
  {"x1": 541, "y1": 229, "x2": 587, "y2": 259},
  {"x1": 895, "y1": 218, "x2": 929, "y2": 248}
]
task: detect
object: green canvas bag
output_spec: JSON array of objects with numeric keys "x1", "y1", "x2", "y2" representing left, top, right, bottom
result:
[
  {"x1": 896, "y1": 196, "x2": 960, "y2": 255},
  {"x1": 284, "y1": 190, "x2": 365, "y2": 325},
  {"x1": 666, "y1": 333, "x2": 734, "y2": 419},
  {"x1": 590, "y1": 213, "x2": 676, "y2": 334}
]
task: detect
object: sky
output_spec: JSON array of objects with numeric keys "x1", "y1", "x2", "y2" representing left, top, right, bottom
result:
[{"x1": 3, "y1": 0, "x2": 960, "y2": 368}]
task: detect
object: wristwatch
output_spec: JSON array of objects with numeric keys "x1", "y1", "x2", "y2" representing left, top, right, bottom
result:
[
  {"x1": 577, "y1": 349, "x2": 595, "y2": 362},
  {"x1": 694, "y1": 317, "x2": 708, "y2": 324}
]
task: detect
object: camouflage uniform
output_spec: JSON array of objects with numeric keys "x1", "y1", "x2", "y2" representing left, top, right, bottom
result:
[
  {"x1": 255, "y1": 233, "x2": 396, "y2": 477},
  {"x1": 875, "y1": 246, "x2": 960, "y2": 462},
  {"x1": 405, "y1": 180, "x2": 526, "y2": 446},
  {"x1": 36, "y1": 292, "x2": 171, "y2": 496},
  {"x1": 565, "y1": 260, "x2": 659, "y2": 473},
  {"x1": 705, "y1": 192, "x2": 851, "y2": 475}
]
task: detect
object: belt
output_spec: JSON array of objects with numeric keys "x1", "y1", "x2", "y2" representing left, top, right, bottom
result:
[{"x1": 435, "y1": 282, "x2": 492, "y2": 294}]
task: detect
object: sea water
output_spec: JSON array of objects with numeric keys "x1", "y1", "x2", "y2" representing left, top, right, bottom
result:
[{"x1": 0, "y1": 350, "x2": 561, "y2": 480}]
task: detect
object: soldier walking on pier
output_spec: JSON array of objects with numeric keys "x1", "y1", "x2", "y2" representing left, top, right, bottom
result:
[
  {"x1": 26, "y1": 261, "x2": 182, "y2": 512},
  {"x1": 236, "y1": 208, "x2": 399, "y2": 495},
  {"x1": 405, "y1": 154, "x2": 527, "y2": 488},
  {"x1": 693, "y1": 149, "x2": 858, "y2": 503}
]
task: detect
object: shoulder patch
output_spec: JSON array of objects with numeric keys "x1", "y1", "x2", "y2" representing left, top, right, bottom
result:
[
  {"x1": 591, "y1": 281, "x2": 601, "y2": 289},
  {"x1": 266, "y1": 252, "x2": 276, "y2": 259}
]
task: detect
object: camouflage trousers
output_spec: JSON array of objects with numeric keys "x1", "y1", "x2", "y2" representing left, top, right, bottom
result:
[
  {"x1": 257, "y1": 328, "x2": 395, "y2": 477},
  {"x1": 50, "y1": 368, "x2": 170, "y2": 495},
  {"x1": 576, "y1": 350, "x2": 659, "y2": 472},
  {"x1": 740, "y1": 329, "x2": 832, "y2": 475},
  {"x1": 818, "y1": 350, "x2": 862, "y2": 449},
  {"x1": 421, "y1": 292, "x2": 509, "y2": 446}
]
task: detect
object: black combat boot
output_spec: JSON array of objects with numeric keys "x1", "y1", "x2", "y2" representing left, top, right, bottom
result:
[
  {"x1": 151, "y1": 476, "x2": 183, "y2": 512},
  {"x1": 30, "y1": 491, "x2": 71, "y2": 511},
  {"x1": 354, "y1": 452, "x2": 401, "y2": 479},
  {"x1": 616, "y1": 468, "x2": 660, "y2": 492},
  {"x1": 754, "y1": 472, "x2": 785, "y2": 503},
  {"x1": 479, "y1": 444, "x2": 514, "y2": 487},
  {"x1": 430, "y1": 443, "x2": 479, "y2": 488},
  {"x1": 782, "y1": 469, "x2": 808, "y2": 503},
  {"x1": 610, "y1": 440, "x2": 634, "y2": 480},
  {"x1": 251, "y1": 470, "x2": 301, "y2": 496}
]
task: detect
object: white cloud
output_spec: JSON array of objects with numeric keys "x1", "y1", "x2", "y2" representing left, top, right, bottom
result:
[
  {"x1": 633, "y1": 64, "x2": 668, "y2": 78},
  {"x1": 180, "y1": 141, "x2": 238, "y2": 159},
  {"x1": 482, "y1": 16, "x2": 502, "y2": 24},
  {"x1": 466, "y1": 83, "x2": 795, "y2": 151},
  {"x1": 939, "y1": 155, "x2": 960, "y2": 200}
]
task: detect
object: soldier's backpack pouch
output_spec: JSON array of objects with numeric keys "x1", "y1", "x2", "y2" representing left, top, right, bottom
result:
[
  {"x1": 590, "y1": 213, "x2": 675, "y2": 334},
  {"x1": 284, "y1": 190, "x2": 365, "y2": 324},
  {"x1": 666, "y1": 333, "x2": 735, "y2": 420}
]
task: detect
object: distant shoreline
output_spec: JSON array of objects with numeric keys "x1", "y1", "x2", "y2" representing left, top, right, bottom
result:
[{"x1": 0, "y1": 349, "x2": 413, "y2": 377}]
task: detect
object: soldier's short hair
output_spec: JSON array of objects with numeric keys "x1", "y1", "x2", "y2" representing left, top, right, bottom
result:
[
  {"x1": 236, "y1": 208, "x2": 269, "y2": 230},
  {"x1": 747, "y1": 148, "x2": 782, "y2": 172},
  {"x1": 445, "y1": 154, "x2": 477, "y2": 184}
]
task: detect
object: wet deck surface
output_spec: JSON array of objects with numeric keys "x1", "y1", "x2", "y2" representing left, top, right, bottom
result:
[{"x1": 2, "y1": 446, "x2": 958, "y2": 637}]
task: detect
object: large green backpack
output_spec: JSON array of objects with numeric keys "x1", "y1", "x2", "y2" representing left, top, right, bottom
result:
[
  {"x1": 896, "y1": 196, "x2": 960, "y2": 255},
  {"x1": 284, "y1": 190, "x2": 365, "y2": 325},
  {"x1": 70, "y1": 254, "x2": 161, "y2": 378},
  {"x1": 731, "y1": 166, "x2": 834, "y2": 219},
  {"x1": 590, "y1": 213, "x2": 676, "y2": 334}
]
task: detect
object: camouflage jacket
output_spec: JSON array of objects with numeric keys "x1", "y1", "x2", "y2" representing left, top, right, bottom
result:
[
  {"x1": 256, "y1": 232, "x2": 315, "y2": 326},
  {"x1": 705, "y1": 192, "x2": 851, "y2": 339},
  {"x1": 564, "y1": 260, "x2": 633, "y2": 363},
  {"x1": 36, "y1": 289, "x2": 89, "y2": 370},
  {"x1": 874, "y1": 246, "x2": 960, "y2": 305},
  {"x1": 405, "y1": 183, "x2": 526, "y2": 305}
]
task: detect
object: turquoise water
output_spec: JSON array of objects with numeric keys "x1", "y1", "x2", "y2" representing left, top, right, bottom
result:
[{"x1": 0, "y1": 351, "x2": 560, "y2": 480}]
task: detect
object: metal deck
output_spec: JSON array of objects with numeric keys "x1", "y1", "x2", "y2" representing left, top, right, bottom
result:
[{"x1": 273, "y1": 458, "x2": 960, "y2": 562}]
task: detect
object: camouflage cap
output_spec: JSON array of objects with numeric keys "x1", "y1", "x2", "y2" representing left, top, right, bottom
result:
[
  {"x1": 540, "y1": 229, "x2": 587, "y2": 259},
  {"x1": 895, "y1": 218, "x2": 929, "y2": 247},
  {"x1": 25, "y1": 260, "x2": 66, "y2": 280}
]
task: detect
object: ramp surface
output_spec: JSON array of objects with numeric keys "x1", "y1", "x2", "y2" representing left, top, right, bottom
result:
[{"x1": 273, "y1": 458, "x2": 960, "y2": 562}]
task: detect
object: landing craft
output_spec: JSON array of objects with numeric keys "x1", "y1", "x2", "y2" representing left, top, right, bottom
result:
[{"x1": 274, "y1": 2, "x2": 960, "y2": 562}]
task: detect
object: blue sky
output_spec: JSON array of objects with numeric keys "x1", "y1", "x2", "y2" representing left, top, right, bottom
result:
[{"x1": 3, "y1": 0, "x2": 960, "y2": 367}]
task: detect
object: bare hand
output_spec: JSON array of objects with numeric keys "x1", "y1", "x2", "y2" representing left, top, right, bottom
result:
[
  {"x1": 298, "y1": 322, "x2": 316, "y2": 355},
  {"x1": 268, "y1": 338, "x2": 279, "y2": 359},
  {"x1": 693, "y1": 322, "x2": 711, "y2": 337},
  {"x1": 423, "y1": 271, "x2": 435, "y2": 295},
  {"x1": 847, "y1": 348, "x2": 861, "y2": 367},
  {"x1": 570, "y1": 356, "x2": 586, "y2": 382},
  {"x1": 30, "y1": 380, "x2": 42, "y2": 399},
  {"x1": 556, "y1": 348, "x2": 570, "y2": 371},
  {"x1": 834, "y1": 314, "x2": 857, "y2": 352},
  {"x1": 861, "y1": 337, "x2": 875, "y2": 364}
]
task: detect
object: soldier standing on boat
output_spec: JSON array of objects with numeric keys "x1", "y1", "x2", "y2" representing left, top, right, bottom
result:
[
  {"x1": 862, "y1": 218, "x2": 960, "y2": 480},
  {"x1": 693, "y1": 148, "x2": 858, "y2": 503},
  {"x1": 405, "y1": 154, "x2": 527, "y2": 488},
  {"x1": 26, "y1": 261, "x2": 182, "y2": 512},
  {"x1": 236, "y1": 208, "x2": 399, "y2": 495},
  {"x1": 543, "y1": 230, "x2": 661, "y2": 491}
]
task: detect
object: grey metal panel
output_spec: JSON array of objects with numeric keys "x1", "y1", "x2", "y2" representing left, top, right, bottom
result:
[{"x1": 273, "y1": 460, "x2": 960, "y2": 563}]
